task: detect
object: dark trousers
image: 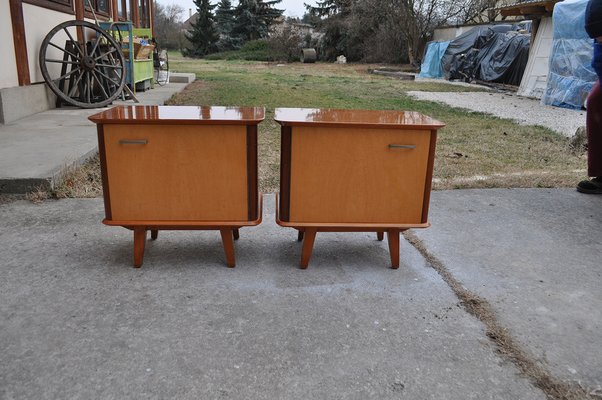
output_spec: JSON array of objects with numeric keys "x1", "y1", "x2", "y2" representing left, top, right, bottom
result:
[{"x1": 587, "y1": 80, "x2": 602, "y2": 177}]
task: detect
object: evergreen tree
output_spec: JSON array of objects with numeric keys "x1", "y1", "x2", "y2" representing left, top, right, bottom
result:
[
  {"x1": 185, "y1": 0, "x2": 219, "y2": 57},
  {"x1": 304, "y1": 0, "x2": 353, "y2": 61},
  {"x1": 305, "y1": 0, "x2": 353, "y2": 18},
  {"x1": 215, "y1": 0, "x2": 235, "y2": 35},
  {"x1": 232, "y1": 0, "x2": 284, "y2": 42},
  {"x1": 215, "y1": 0, "x2": 241, "y2": 51}
]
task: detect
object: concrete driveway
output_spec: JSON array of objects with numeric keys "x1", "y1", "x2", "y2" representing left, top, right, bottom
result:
[{"x1": 1, "y1": 190, "x2": 600, "y2": 399}]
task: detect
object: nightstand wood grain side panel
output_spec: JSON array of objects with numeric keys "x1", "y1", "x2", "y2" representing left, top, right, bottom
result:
[
  {"x1": 279, "y1": 126, "x2": 292, "y2": 222},
  {"x1": 97, "y1": 125, "x2": 112, "y2": 220}
]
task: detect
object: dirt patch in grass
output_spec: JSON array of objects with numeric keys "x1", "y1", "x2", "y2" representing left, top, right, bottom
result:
[{"x1": 404, "y1": 231, "x2": 599, "y2": 400}]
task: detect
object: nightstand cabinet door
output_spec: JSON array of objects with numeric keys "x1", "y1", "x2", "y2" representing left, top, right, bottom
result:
[
  {"x1": 103, "y1": 124, "x2": 248, "y2": 222},
  {"x1": 289, "y1": 126, "x2": 432, "y2": 224}
]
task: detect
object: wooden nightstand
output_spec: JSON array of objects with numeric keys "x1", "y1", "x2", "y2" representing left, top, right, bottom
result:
[
  {"x1": 89, "y1": 105, "x2": 265, "y2": 268},
  {"x1": 275, "y1": 107, "x2": 444, "y2": 269}
]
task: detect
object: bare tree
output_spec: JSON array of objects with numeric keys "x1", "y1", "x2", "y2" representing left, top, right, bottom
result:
[
  {"x1": 154, "y1": 3, "x2": 186, "y2": 50},
  {"x1": 458, "y1": 0, "x2": 503, "y2": 23},
  {"x1": 307, "y1": 0, "x2": 495, "y2": 64},
  {"x1": 390, "y1": 0, "x2": 469, "y2": 65}
]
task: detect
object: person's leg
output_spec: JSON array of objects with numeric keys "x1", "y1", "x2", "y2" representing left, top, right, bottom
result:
[
  {"x1": 578, "y1": 80, "x2": 602, "y2": 193},
  {"x1": 588, "y1": 81, "x2": 602, "y2": 176}
]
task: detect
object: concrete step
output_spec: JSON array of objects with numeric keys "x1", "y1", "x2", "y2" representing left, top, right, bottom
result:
[
  {"x1": 168, "y1": 72, "x2": 196, "y2": 84},
  {"x1": 0, "y1": 82, "x2": 191, "y2": 194},
  {"x1": 0, "y1": 84, "x2": 56, "y2": 124},
  {"x1": 0, "y1": 108, "x2": 101, "y2": 194}
]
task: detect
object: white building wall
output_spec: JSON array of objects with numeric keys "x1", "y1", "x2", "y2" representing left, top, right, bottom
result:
[
  {"x1": 23, "y1": 4, "x2": 76, "y2": 84},
  {"x1": 433, "y1": 26, "x2": 472, "y2": 42},
  {"x1": 518, "y1": 17, "x2": 553, "y2": 99},
  {"x1": 4, "y1": 3, "x2": 136, "y2": 89},
  {"x1": 0, "y1": 1, "x2": 19, "y2": 89},
  {"x1": 22, "y1": 4, "x2": 103, "y2": 83}
]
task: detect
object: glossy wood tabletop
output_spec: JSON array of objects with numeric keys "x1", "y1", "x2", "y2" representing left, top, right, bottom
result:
[
  {"x1": 89, "y1": 105, "x2": 266, "y2": 125},
  {"x1": 274, "y1": 107, "x2": 445, "y2": 129}
]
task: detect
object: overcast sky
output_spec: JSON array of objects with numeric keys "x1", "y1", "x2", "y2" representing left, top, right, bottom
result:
[{"x1": 157, "y1": 0, "x2": 318, "y2": 19}]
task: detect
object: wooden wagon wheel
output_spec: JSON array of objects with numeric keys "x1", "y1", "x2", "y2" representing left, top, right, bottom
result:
[{"x1": 39, "y1": 20, "x2": 126, "y2": 109}]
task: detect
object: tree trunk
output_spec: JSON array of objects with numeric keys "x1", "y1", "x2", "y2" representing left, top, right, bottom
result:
[{"x1": 407, "y1": 46, "x2": 415, "y2": 66}]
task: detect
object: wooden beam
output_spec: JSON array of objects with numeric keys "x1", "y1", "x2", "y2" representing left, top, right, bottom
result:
[
  {"x1": 501, "y1": 6, "x2": 546, "y2": 17},
  {"x1": 501, "y1": 8, "x2": 517, "y2": 17},
  {"x1": 149, "y1": 0, "x2": 155, "y2": 37},
  {"x1": 111, "y1": 0, "x2": 118, "y2": 20},
  {"x1": 519, "y1": 5, "x2": 546, "y2": 14},
  {"x1": 9, "y1": 0, "x2": 30, "y2": 86},
  {"x1": 132, "y1": 0, "x2": 140, "y2": 27},
  {"x1": 500, "y1": 0, "x2": 558, "y2": 17},
  {"x1": 500, "y1": 8, "x2": 517, "y2": 17},
  {"x1": 74, "y1": 0, "x2": 84, "y2": 43},
  {"x1": 75, "y1": 0, "x2": 84, "y2": 20}
]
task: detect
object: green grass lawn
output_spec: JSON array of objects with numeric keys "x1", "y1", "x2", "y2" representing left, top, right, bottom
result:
[
  {"x1": 165, "y1": 56, "x2": 586, "y2": 193},
  {"x1": 48, "y1": 56, "x2": 586, "y2": 199}
]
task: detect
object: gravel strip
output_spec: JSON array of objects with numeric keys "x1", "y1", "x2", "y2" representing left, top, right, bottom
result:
[{"x1": 407, "y1": 91, "x2": 586, "y2": 137}]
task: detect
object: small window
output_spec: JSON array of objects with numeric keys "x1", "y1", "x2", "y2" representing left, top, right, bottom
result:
[
  {"x1": 97, "y1": 0, "x2": 109, "y2": 13},
  {"x1": 85, "y1": 0, "x2": 110, "y2": 16}
]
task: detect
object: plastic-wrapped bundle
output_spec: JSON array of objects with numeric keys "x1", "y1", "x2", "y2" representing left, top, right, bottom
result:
[
  {"x1": 418, "y1": 41, "x2": 450, "y2": 78},
  {"x1": 542, "y1": 0, "x2": 597, "y2": 109},
  {"x1": 441, "y1": 24, "x2": 529, "y2": 84},
  {"x1": 442, "y1": 25, "x2": 514, "y2": 80},
  {"x1": 479, "y1": 32, "x2": 530, "y2": 86}
]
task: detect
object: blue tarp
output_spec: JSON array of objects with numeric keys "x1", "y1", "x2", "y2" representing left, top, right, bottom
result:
[
  {"x1": 542, "y1": 0, "x2": 597, "y2": 109},
  {"x1": 418, "y1": 41, "x2": 450, "y2": 78}
]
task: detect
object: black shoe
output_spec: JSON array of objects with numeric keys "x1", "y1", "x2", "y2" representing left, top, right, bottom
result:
[{"x1": 577, "y1": 177, "x2": 602, "y2": 194}]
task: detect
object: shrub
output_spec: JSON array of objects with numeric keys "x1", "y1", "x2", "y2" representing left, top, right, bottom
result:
[
  {"x1": 267, "y1": 26, "x2": 304, "y2": 62},
  {"x1": 205, "y1": 39, "x2": 274, "y2": 61}
]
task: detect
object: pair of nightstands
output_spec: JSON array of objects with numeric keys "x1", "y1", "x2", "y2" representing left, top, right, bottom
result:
[{"x1": 89, "y1": 106, "x2": 444, "y2": 269}]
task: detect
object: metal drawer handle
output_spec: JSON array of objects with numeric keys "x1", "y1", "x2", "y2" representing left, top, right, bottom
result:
[
  {"x1": 119, "y1": 139, "x2": 148, "y2": 145},
  {"x1": 388, "y1": 144, "x2": 416, "y2": 149}
]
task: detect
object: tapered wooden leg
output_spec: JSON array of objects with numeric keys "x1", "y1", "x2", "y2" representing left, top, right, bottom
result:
[
  {"x1": 300, "y1": 228, "x2": 317, "y2": 269},
  {"x1": 233, "y1": 229, "x2": 240, "y2": 241},
  {"x1": 220, "y1": 229, "x2": 236, "y2": 268},
  {"x1": 133, "y1": 228, "x2": 147, "y2": 268},
  {"x1": 377, "y1": 232, "x2": 384, "y2": 241},
  {"x1": 387, "y1": 229, "x2": 400, "y2": 269},
  {"x1": 297, "y1": 230, "x2": 304, "y2": 242},
  {"x1": 150, "y1": 230, "x2": 158, "y2": 240}
]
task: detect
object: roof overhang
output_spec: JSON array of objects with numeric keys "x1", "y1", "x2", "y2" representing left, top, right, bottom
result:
[{"x1": 499, "y1": 0, "x2": 560, "y2": 17}]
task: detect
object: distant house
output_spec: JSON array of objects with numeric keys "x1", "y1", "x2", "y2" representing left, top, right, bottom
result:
[
  {"x1": 183, "y1": 10, "x2": 197, "y2": 31},
  {"x1": 269, "y1": 16, "x2": 314, "y2": 38},
  {"x1": 1, "y1": 0, "x2": 155, "y2": 123}
]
